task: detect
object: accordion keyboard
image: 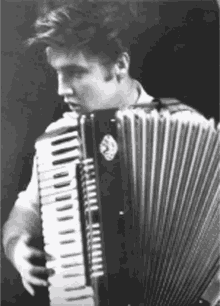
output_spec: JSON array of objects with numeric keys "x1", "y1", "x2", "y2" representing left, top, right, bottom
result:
[{"x1": 36, "y1": 127, "x2": 96, "y2": 306}]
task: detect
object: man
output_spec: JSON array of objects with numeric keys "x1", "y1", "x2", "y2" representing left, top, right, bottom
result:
[
  {"x1": 2, "y1": 1, "x2": 218, "y2": 305},
  {"x1": 2, "y1": 0, "x2": 153, "y2": 298}
]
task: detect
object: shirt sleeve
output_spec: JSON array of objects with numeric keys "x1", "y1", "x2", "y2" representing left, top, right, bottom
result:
[
  {"x1": 14, "y1": 154, "x2": 40, "y2": 216},
  {"x1": 2, "y1": 155, "x2": 41, "y2": 261}
]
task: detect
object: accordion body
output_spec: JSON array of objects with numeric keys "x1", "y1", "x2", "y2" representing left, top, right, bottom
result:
[{"x1": 35, "y1": 101, "x2": 220, "y2": 306}]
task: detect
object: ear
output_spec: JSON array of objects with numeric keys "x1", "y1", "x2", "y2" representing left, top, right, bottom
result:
[{"x1": 114, "y1": 52, "x2": 130, "y2": 78}]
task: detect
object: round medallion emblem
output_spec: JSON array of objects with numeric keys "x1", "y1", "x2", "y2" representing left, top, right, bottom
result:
[{"x1": 99, "y1": 134, "x2": 118, "y2": 161}]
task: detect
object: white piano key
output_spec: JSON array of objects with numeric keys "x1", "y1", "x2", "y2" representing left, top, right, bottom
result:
[
  {"x1": 47, "y1": 264, "x2": 86, "y2": 275},
  {"x1": 58, "y1": 235, "x2": 83, "y2": 247},
  {"x1": 56, "y1": 208, "x2": 80, "y2": 220},
  {"x1": 42, "y1": 216, "x2": 75, "y2": 226},
  {"x1": 37, "y1": 134, "x2": 79, "y2": 153},
  {"x1": 41, "y1": 205, "x2": 79, "y2": 219},
  {"x1": 38, "y1": 157, "x2": 80, "y2": 172},
  {"x1": 42, "y1": 227, "x2": 81, "y2": 239},
  {"x1": 37, "y1": 148, "x2": 78, "y2": 165},
  {"x1": 47, "y1": 259, "x2": 86, "y2": 273},
  {"x1": 51, "y1": 297, "x2": 94, "y2": 306},
  {"x1": 45, "y1": 242, "x2": 83, "y2": 256},
  {"x1": 37, "y1": 130, "x2": 78, "y2": 145},
  {"x1": 49, "y1": 292, "x2": 94, "y2": 306},
  {"x1": 48, "y1": 271, "x2": 86, "y2": 288},
  {"x1": 38, "y1": 149, "x2": 80, "y2": 166},
  {"x1": 41, "y1": 189, "x2": 78, "y2": 204},
  {"x1": 43, "y1": 228, "x2": 80, "y2": 242},
  {"x1": 60, "y1": 252, "x2": 85, "y2": 261},
  {"x1": 40, "y1": 181, "x2": 78, "y2": 197},
  {"x1": 42, "y1": 226, "x2": 82, "y2": 240},
  {"x1": 41, "y1": 200, "x2": 80, "y2": 213},
  {"x1": 41, "y1": 200, "x2": 76, "y2": 214},
  {"x1": 42, "y1": 211, "x2": 80, "y2": 223},
  {"x1": 43, "y1": 231, "x2": 81, "y2": 244},
  {"x1": 46, "y1": 255, "x2": 85, "y2": 269},
  {"x1": 55, "y1": 202, "x2": 78, "y2": 212},
  {"x1": 50, "y1": 286, "x2": 94, "y2": 301},
  {"x1": 42, "y1": 215, "x2": 75, "y2": 226},
  {"x1": 50, "y1": 231, "x2": 82, "y2": 243},
  {"x1": 46, "y1": 255, "x2": 79, "y2": 267},
  {"x1": 39, "y1": 176, "x2": 75, "y2": 189},
  {"x1": 42, "y1": 198, "x2": 80, "y2": 210},
  {"x1": 39, "y1": 164, "x2": 77, "y2": 181},
  {"x1": 37, "y1": 149, "x2": 79, "y2": 165},
  {"x1": 49, "y1": 130, "x2": 78, "y2": 143},
  {"x1": 50, "y1": 137, "x2": 79, "y2": 151},
  {"x1": 43, "y1": 225, "x2": 82, "y2": 239}
]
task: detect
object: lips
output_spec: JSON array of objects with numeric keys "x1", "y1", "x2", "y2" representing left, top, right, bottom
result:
[{"x1": 64, "y1": 99, "x2": 80, "y2": 110}]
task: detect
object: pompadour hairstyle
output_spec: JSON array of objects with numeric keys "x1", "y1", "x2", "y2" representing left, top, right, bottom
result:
[{"x1": 27, "y1": 0, "x2": 146, "y2": 66}]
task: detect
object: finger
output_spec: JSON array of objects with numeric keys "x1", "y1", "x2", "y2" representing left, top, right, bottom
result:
[
  {"x1": 26, "y1": 275, "x2": 48, "y2": 287},
  {"x1": 31, "y1": 266, "x2": 55, "y2": 280},
  {"x1": 30, "y1": 266, "x2": 48, "y2": 274},
  {"x1": 29, "y1": 248, "x2": 45, "y2": 257},
  {"x1": 22, "y1": 278, "x2": 35, "y2": 296},
  {"x1": 26, "y1": 248, "x2": 45, "y2": 263},
  {"x1": 44, "y1": 252, "x2": 55, "y2": 261}
]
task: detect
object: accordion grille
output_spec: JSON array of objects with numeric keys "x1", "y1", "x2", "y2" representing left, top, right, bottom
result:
[{"x1": 116, "y1": 109, "x2": 220, "y2": 306}]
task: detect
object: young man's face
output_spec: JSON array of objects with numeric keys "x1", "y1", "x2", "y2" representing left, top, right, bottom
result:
[{"x1": 47, "y1": 47, "x2": 122, "y2": 113}]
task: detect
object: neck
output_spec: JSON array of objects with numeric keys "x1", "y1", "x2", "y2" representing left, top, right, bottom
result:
[{"x1": 119, "y1": 78, "x2": 139, "y2": 107}]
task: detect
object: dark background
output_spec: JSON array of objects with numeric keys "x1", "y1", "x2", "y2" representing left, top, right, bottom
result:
[{"x1": 1, "y1": 0, "x2": 219, "y2": 304}]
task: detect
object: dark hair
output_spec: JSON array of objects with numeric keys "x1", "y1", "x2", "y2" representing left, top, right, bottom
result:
[{"x1": 27, "y1": 0, "x2": 145, "y2": 66}]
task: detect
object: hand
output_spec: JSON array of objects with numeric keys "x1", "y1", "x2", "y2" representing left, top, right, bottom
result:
[{"x1": 12, "y1": 234, "x2": 52, "y2": 296}]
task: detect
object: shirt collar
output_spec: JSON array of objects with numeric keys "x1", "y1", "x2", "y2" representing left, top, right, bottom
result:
[{"x1": 135, "y1": 80, "x2": 154, "y2": 104}]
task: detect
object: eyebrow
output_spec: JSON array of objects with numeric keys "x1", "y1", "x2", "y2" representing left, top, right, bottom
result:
[{"x1": 50, "y1": 63, "x2": 89, "y2": 74}]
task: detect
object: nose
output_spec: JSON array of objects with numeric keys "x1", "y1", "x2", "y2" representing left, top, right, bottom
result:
[{"x1": 57, "y1": 73, "x2": 73, "y2": 97}]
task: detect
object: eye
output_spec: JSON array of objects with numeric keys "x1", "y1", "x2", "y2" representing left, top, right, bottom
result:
[{"x1": 74, "y1": 72, "x2": 83, "y2": 79}]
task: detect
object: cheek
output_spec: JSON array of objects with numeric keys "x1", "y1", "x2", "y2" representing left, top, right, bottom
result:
[{"x1": 79, "y1": 80, "x2": 102, "y2": 100}]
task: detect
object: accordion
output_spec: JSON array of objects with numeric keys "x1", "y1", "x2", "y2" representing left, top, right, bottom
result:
[{"x1": 35, "y1": 101, "x2": 220, "y2": 306}]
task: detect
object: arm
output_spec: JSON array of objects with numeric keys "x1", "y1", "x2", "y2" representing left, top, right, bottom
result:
[
  {"x1": 2, "y1": 155, "x2": 49, "y2": 295},
  {"x1": 2, "y1": 155, "x2": 41, "y2": 262}
]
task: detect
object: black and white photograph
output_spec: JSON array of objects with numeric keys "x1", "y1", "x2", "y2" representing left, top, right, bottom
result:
[{"x1": 1, "y1": 0, "x2": 219, "y2": 305}]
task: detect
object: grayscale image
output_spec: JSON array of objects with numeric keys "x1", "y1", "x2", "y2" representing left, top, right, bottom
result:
[{"x1": 1, "y1": 0, "x2": 219, "y2": 305}]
